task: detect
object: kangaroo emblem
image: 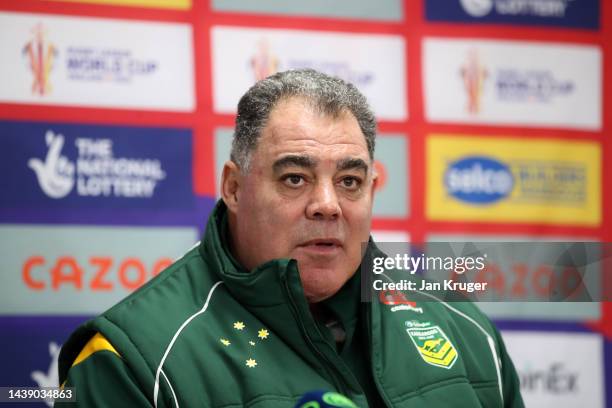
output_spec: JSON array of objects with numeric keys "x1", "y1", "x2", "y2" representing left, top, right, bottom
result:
[{"x1": 423, "y1": 338, "x2": 443, "y2": 352}]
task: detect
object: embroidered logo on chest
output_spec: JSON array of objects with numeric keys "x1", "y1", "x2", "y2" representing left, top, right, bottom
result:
[{"x1": 406, "y1": 325, "x2": 458, "y2": 369}]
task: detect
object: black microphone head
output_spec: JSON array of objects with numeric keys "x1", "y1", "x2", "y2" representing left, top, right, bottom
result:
[{"x1": 294, "y1": 390, "x2": 357, "y2": 408}]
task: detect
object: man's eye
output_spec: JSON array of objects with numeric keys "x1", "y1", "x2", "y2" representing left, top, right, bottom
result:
[
  {"x1": 282, "y1": 174, "x2": 305, "y2": 187},
  {"x1": 340, "y1": 177, "x2": 361, "y2": 190}
]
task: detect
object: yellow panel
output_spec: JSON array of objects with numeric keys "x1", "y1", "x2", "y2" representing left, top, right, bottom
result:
[
  {"x1": 43, "y1": 0, "x2": 191, "y2": 10},
  {"x1": 72, "y1": 332, "x2": 120, "y2": 368},
  {"x1": 426, "y1": 134, "x2": 601, "y2": 226}
]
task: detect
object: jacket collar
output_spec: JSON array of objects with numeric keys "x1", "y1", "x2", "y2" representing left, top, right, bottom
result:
[
  {"x1": 198, "y1": 200, "x2": 378, "y2": 398},
  {"x1": 198, "y1": 199, "x2": 306, "y2": 307}
]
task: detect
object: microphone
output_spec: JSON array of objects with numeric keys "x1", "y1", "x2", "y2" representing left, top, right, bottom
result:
[{"x1": 294, "y1": 390, "x2": 357, "y2": 408}]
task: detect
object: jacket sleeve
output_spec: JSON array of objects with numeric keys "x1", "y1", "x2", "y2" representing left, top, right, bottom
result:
[
  {"x1": 495, "y1": 329, "x2": 525, "y2": 408},
  {"x1": 56, "y1": 350, "x2": 154, "y2": 407}
]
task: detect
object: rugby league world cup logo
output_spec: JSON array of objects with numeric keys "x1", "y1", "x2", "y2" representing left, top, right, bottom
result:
[
  {"x1": 460, "y1": 49, "x2": 488, "y2": 115},
  {"x1": 250, "y1": 39, "x2": 279, "y2": 82},
  {"x1": 22, "y1": 23, "x2": 58, "y2": 96}
]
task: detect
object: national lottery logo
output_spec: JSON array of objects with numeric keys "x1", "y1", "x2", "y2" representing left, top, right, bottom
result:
[
  {"x1": 22, "y1": 23, "x2": 58, "y2": 96},
  {"x1": 28, "y1": 131, "x2": 75, "y2": 199},
  {"x1": 31, "y1": 342, "x2": 61, "y2": 408},
  {"x1": 460, "y1": 0, "x2": 494, "y2": 17},
  {"x1": 459, "y1": 0, "x2": 575, "y2": 19},
  {"x1": 28, "y1": 130, "x2": 166, "y2": 199}
]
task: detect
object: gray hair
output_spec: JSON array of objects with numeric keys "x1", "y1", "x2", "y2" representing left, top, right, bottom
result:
[{"x1": 230, "y1": 69, "x2": 376, "y2": 171}]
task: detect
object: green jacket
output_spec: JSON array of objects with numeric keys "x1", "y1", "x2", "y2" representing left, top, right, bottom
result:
[{"x1": 58, "y1": 201, "x2": 523, "y2": 407}]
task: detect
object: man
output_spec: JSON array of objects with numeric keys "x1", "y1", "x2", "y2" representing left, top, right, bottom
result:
[{"x1": 58, "y1": 69, "x2": 523, "y2": 407}]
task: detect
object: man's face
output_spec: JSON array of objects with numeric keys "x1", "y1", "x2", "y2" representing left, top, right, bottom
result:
[{"x1": 223, "y1": 97, "x2": 376, "y2": 303}]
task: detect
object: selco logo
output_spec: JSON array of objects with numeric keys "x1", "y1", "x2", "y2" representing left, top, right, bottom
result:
[
  {"x1": 22, "y1": 255, "x2": 173, "y2": 291},
  {"x1": 445, "y1": 156, "x2": 513, "y2": 204}
]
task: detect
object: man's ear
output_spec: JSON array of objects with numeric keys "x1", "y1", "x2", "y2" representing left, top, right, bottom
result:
[{"x1": 221, "y1": 160, "x2": 241, "y2": 213}]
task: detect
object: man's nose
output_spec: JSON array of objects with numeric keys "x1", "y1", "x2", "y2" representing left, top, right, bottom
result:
[{"x1": 306, "y1": 180, "x2": 341, "y2": 220}]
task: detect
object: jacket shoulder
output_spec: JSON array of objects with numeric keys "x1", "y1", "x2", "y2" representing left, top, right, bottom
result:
[{"x1": 59, "y1": 244, "x2": 222, "y2": 386}]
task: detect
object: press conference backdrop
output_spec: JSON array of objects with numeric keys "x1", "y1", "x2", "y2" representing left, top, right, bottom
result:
[{"x1": 0, "y1": 0, "x2": 610, "y2": 406}]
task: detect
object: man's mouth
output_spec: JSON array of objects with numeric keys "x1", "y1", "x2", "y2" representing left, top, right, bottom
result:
[
  {"x1": 300, "y1": 239, "x2": 342, "y2": 247},
  {"x1": 298, "y1": 239, "x2": 343, "y2": 255}
]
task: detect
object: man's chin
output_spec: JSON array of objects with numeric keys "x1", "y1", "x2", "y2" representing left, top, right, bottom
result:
[
  {"x1": 302, "y1": 287, "x2": 337, "y2": 303},
  {"x1": 298, "y1": 267, "x2": 352, "y2": 303}
]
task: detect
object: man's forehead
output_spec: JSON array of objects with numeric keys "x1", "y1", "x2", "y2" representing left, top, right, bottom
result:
[
  {"x1": 263, "y1": 112, "x2": 367, "y2": 149},
  {"x1": 261, "y1": 133, "x2": 370, "y2": 174},
  {"x1": 265, "y1": 124, "x2": 366, "y2": 147},
  {"x1": 246, "y1": 98, "x2": 371, "y2": 172},
  {"x1": 264, "y1": 133, "x2": 370, "y2": 164}
]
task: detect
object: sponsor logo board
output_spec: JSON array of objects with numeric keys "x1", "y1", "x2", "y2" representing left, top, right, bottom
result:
[
  {"x1": 425, "y1": 0, "x2": 599, "y2": 29},
  {"x1": 0, "y1": 225, "x2": 198, "y2": 314},
  {"x1": 423, "y1": 38, "x2": 601, "y2": 130},
  {"x1": 43, "y1": 0, "x2": 191, "y2": 9},
  {"x1": 0, "y1": 121, "x2": 194, "y2": 213},
  {"x1": 211, "y1": 0, "x2": 402, "y2": 21},
  {"x1": 212, "y1": 26, "x2": 407, "y2": 121},
  {"x1": 0, "y1": 12, "x2": 194, "y2": 110},
  {"x1": 502, "y1": 331, "x2": 604, "y2": 407},
  {"x1": 427, "y1": 135, "x2": 601, "y2": 226}
]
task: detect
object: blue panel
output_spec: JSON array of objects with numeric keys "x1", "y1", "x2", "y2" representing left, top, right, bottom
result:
[
  {"x1": 0, "y1": 120, "x2": 200, "y2": 224},
  {"x1": 425, "y1": 0, "x2": 599, "y2": 30},
  {"x1": 493, "y1": 319, "x2": 594, "y2": 332},
  {"x1": 0, "y1": 316, "x2": 91, "y2": 407}
]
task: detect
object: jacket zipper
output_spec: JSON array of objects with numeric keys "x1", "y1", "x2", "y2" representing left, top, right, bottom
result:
[{"x1": 283, "y1": 277, "x2": 350, "y2": 396}]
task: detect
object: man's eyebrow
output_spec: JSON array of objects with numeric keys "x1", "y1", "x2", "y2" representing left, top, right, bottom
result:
[
  {"x1": 337, "y1": 157, "x2": 369, "y2": 173},
  {"x1": 273, "y1": 155, "x2": 318, "y2": 172}
]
